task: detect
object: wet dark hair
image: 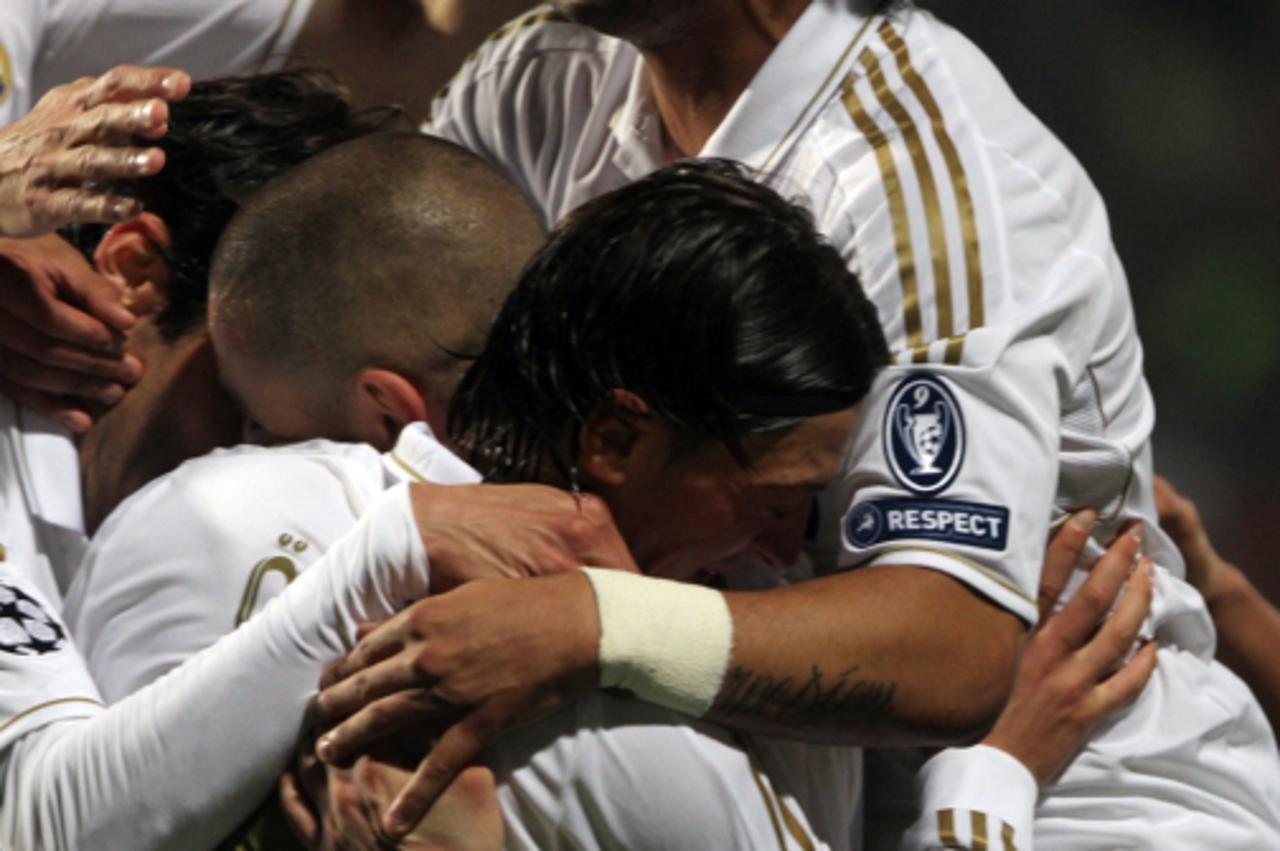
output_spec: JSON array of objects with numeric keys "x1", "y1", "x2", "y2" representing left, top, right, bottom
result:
[
  {"x1": 449, "y1": 158, "x2": 891, "y2": 483},
  {"x1": 65, "y1": 70, "x2": 406, "y2": 339}
]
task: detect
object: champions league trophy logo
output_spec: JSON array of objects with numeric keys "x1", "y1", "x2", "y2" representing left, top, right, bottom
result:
[
  {"x1": 895, "y1": 385, "x2": 950, "y2": 476},
  {"x1": 884, "y1": 373, "x2": 964, "y2": 495}
]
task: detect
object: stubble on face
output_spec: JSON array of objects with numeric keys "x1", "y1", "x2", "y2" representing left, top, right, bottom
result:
[{"x1": 551, "y1": 0, "x2": 712, "y2": 48}]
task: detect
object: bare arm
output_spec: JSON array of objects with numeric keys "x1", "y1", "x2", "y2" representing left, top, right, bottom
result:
[
  {"x1": 312, "y1": 552, "x2": 1024, "y2": 836},
  {"x1": 711, "y1": 566, "x2": 1021, "y2": 742},
  {"x1": 289, "y1": 0, "x2": 534, "y2": 122},
  {"x1": 1156, "y1": 475, "x2": 1280, "y2": 729}
]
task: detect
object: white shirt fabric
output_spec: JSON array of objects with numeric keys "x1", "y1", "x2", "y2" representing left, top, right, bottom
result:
[
  {"x1": 427, "y1": 3, "x2": 1280, "y2": 846},
  {"x1": 0, "y1": 399, "x2": 99, "y2": 754},
  {"x1": 0, "y1": 0, "x2": 315, "y2": 128},
  {"x1": 0, "y1": 470, "x2": 432, "y2": 850},
  {"x1": 0, "y1": 399, "x2": 84, "y2": 606},
  {"x1": 905, "y1": 745, "x2": 1036, "y2": 851},
  {"x1": 68, "y1": 424, "x2": 860, "y2": 850}
]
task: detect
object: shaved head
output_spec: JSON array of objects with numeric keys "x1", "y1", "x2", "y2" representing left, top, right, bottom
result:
[{"x1": 209, "y1": 132, "x2": 543, "y2": 438}]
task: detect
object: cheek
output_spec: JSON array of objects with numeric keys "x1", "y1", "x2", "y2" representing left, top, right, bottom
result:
[{"x1": 178, "y1": 383, "x2": 243, "y2": 453}]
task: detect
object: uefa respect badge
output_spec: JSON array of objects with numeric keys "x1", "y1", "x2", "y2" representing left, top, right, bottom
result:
[{"x1": 884, "y1": 373, "x2": 964, "y2": 496}]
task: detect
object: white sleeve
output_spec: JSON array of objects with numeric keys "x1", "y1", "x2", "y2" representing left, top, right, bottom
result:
[
  {"x1": 813, "y1": 31, "x2": 1122, "y2": 626},
  {"x1": 32, "y1": 0, "x2": 316, "y2": 95},
  {"x1": 426, "y1": 7, "x2": 599, "y2": 229},
  {"x1": 0, "y1": 483, "x2": 428, "y2": 851},
  {"x1": 65, "y1": 449, "x2": 368, "y2": 702},
  {"x1": 491, "y1": 692, "x2": 838, "y2": 851},
  {"x1": 901, "y1": 745, "x2": 1036, "y2": 851}
]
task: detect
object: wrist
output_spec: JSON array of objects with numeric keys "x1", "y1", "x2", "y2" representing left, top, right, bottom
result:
[
  {"x1": 581, "y1": 568, "x2": 734, "y2": 717},
  {"x1": 558, "y1": 571, "x2": 605, "y2": 691},
  {"x1": 1202, "y1": 561, "x2": 1251, "y2": 612}
]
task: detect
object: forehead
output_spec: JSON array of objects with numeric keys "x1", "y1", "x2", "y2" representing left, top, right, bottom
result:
[
  {"x1": 678, "y1": 407, "x2": 860, "y2": 489},
  {"x1": 741, "y1": 407, "x2": 859, "y2": 483}
]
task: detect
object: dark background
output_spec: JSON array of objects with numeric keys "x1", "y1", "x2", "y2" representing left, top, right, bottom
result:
[{"x1": 926, "y1": 0, "x2": 1280, "y2": 600}]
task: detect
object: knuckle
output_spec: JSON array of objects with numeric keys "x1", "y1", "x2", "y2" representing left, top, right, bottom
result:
[
  {"x1": 75, "y1": 146, "x2": 99, "y2": 173},
  {"x1": 420, "y1": 757, "x2": 457, "y2": 785},
  {"x1": 411, "y1": 645, "x2": 442, "y2": 677},
  {"x1": 364, "y1": 701, "x2": 392, "y2": 728},
  {"x1": 99, "y1": 68, "x2": 125, "y2": 95},
  {"x1": 1077, "y1": 585, "x2": 1112, "y2": 617}
]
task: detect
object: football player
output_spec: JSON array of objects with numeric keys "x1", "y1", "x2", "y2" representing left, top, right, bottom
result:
[{"x1": 321, "y1": 3, "x2": 1280, "y2": 845}]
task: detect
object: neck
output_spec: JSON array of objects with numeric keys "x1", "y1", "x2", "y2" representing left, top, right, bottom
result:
[
  {"x1": 641, "y1": 0, "x2": 808, "y2": 160},
  {"x1": 80, "y1": 330, "x2": 241, "y2": 533}
]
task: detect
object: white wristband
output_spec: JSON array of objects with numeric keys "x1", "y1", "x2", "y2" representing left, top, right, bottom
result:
[{"x1": 581, "y1": 568, "x2": 734, "y2": 717}]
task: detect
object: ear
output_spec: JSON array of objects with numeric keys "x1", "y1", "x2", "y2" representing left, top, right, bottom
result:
[
  {"x1": 349, "y1": 368, "x2": 430, "y2": 451},
  {"x1": 578, "y1": 389, "x2": 653, "y2": 488},
  {"x1": 93, "y1": 212, "x2": 172, "y2": 318}
]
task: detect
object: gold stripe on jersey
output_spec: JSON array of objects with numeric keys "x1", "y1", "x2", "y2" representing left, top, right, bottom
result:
[
  {"x1": 879, "y1": 22, "x2": 984, "y2": 365},
  {"x1": 743, "y1": 753, "x2": 789, "y2": 850},
  {"x1": 0, "y1": 696, "x2": 105, "y2": 737},
  {"x1": 937, "y1": 808, "x2": 959, "y2": 845},
  {"x1": 391, "y1": 451, "x2": 430, "y2": 483},
  {"x1": 757, "y1": 12, "x2": 882, "y2": 177},
  {"x1": 735, "y1": 731, "x2": 815, "y2": 851},
  {"x1": 971, "y1": 811, "x2": 989, "y2": 850},
  {"x1": 1003, "y1": 820, "x2": 1018, "y2": 851},
  {"x1": 859, "y1": 46, "x2": 955, "y2": 350},
  {"x1": 777, "y1": 790, "x2": 816, "y2": 851},
  {"x1": 841, "y1": 74, "x2": 924, "y2": 356}
]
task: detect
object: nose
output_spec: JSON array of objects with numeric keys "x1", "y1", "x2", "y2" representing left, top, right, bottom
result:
[{"x1": 751, "y1": 498, "x2": 814, "y2": 573}]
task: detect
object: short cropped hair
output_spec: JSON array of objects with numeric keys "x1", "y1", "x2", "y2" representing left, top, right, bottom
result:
[
  {"x1": 449, "y1": 158, "x2": 891, "y2": 482},
  {"x1": 209, "y1": 132, "x2": 545, "y2": 413},
  {"x1": 66, "y1": 70, "x2": 405, "y2": 339}
]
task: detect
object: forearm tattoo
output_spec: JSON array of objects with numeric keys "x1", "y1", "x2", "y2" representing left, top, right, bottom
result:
[{"x1": 717, "y1": 663, "x2": 896, "y2": 725}]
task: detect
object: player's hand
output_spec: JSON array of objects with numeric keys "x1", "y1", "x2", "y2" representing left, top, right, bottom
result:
[
  {"x1": 312, "y1": 571, "x2": 602, "y2": 839},
  {"x1": 1154, "y1": 475, "x2": 1231, "y2": 606},
  {"x1": 0, "y1": 234, "x2": 141, "y2": 430},
  {"x1": 280, "y1": 735, "x2": 503, "y2": 850},
  {"x1": 0, "y1": 65, "x2": 190, "y2": 237},
  {"x1": 983, "y1": 515, "x2": 1157, "y2": 785},
  {"x1": 408, "y1": 481, "x2": 639, "y2": 592}
]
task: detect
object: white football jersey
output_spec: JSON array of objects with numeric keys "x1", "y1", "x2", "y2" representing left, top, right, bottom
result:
[
  {"x1": 0, "y1": 399, "x2": 101, "y2": 751},
  {"x1": 68, "y1": 424, "x2": 857, "y2": 850},
  {"x1": 427, "y1": 1, "x2": 1178, "y2": 626},
  {"x1": 427, "y1": 3, "x2": 1280, "y2": 844},
  {"x1": 0, "y1": 0, "x2": 315, "y2": 128},
  {"x1": 0, "y1": 399, "x2": 84, "y2": 606}
]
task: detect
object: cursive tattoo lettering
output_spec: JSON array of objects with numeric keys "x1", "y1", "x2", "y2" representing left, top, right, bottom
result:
[{"x1": 717, "y1": 663, "x2": 896, "y2": 724}]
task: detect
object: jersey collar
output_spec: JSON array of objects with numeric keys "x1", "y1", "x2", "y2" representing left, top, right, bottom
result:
[
  {"x1": 608, "y1": 48, "x2": 666, "y2": 182},
  {"x1": 701, "y1": 0, "x2": 881, "y2": 170},
  {"x1": 384, "y1": 423, "x2": 481, "y2": 486}
]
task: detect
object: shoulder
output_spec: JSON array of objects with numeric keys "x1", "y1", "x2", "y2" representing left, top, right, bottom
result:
[
  {"x1": 88, "y1": 440, "x2": 384, "y2": 566},
  {"x1": 444, "y1": 6, "x2": 617, "y2": 88},
  {"x1": 430, "y1": 5, "x2": 629, "y2": 123}
]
